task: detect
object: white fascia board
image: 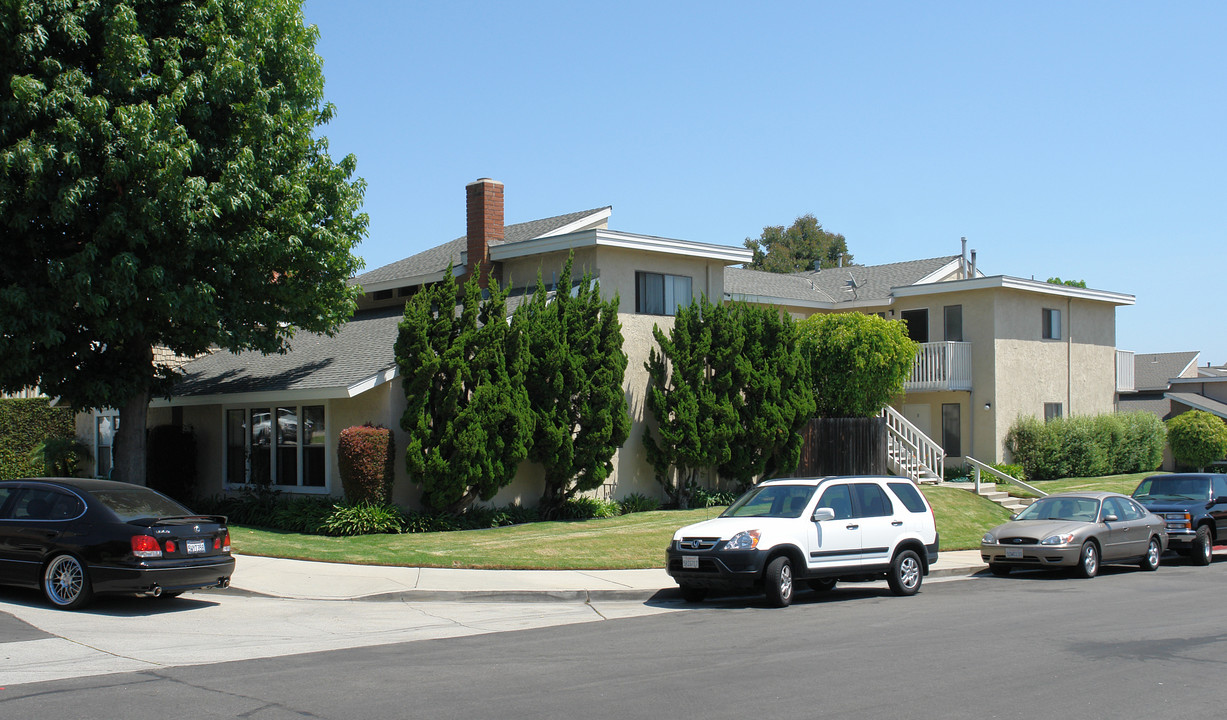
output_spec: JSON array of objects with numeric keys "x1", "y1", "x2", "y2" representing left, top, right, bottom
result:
[
  {"x1": 491, "y1": 229, "x2": 753, "y2": 264},
  {"x1": 355, "y1": 271, "x2": 448, "y2": 295},
  {"x1": 914, "y1": 258, "x2": 967, "y2": 285},
  {"x1": 533, "y1": 208, "x2": 613, "y2": 238},
  {"x1": 727, "y1": 293, "x2": 892, "y2": 312},
  {"x1": 151, "y1": 368, "x2": 400, "y2": 408},
  {"x1": 1178, "y1": 353, "x2": 1201, "y2": 378},
  {"x1": 1170, "y1": 374, "x2": 1227, "y2": 386},
  {"x1": 890, "y1": 275, "x2": 1136, "y2": 305}
]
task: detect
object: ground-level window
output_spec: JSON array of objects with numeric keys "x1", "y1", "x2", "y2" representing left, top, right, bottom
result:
[
  {"x1": 635, "y1": 271, "x2": 692, "y2": 316},
  {"x1": 941, "y1": 403, "x2": 961, "y2": 457},
  {"x1": 94, "y1": 412, "x2": 119, "y2": 479},
  {"x1": 1042, "y1": 308, "x2": 1062, "y2": 340},
  {"x1": 225, "y1": 405, "x2": 326, "y2": 488},
  {"x1": 1044, "y1": 402, "x2": 1063, "y2": 422}
]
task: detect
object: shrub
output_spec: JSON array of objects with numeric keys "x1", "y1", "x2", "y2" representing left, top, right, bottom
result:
[
  {"x1": 320, "y1": 500, "x2": 405, "y2": 536},
  {"x1": 1167, "y1": 410, "x2": 1227, "y2": 471},
  {"x1": 337, "y1": 424, "x2": 395, "y2": 503},
  {"x1": 619, "y1": 493, "x2": 661, "y2": 514},
  {"x1": 272, "y1": 495, "x2": 339, "y2": 534},
  {"x1": 194, "y1": 484, "x2": 284, "y2": 528},
  {"x1": 943, "y1": 465, "x2": 972, "y2": 482},
  {"x1": 689, "y1": 485, "x2": 738, "y2": 508},
  {"x1": 1007, "y1": 411, "x2": 1167, "y2": 481},
  {"x1": 0, "y1": 398, "x2": 76, "y2": 480},
  {"x1": 991, "y1": 463, "x2": 1024, "y2": 480},
  {"x1": 558, "y1": 496, "x2": 622, "y2": 519},
  {"x1": 27, "y1": 435, "x2": 91, "y2": 477},
  {"x1": 796, "y1": 312, "x2": 918, "y2": 418}
]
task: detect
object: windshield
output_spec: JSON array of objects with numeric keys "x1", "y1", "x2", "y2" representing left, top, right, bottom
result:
[
  {"x1": 90, "y1": 487, "x2": 194, "y2": 522},
  {"x1": 721, "y1": 485, "x2": 816, "y2": 518},
  {"x1": 1014, "y1": 496, "x2": 1101, "y2": 523},
  {"x1": 1133, "y1": 476, "x2": 1210, "y2": 503}
]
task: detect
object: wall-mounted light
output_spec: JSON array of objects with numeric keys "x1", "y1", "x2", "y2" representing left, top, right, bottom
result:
[{"x1": 984, "y1": 402, "x2": 992, "y2": 411}]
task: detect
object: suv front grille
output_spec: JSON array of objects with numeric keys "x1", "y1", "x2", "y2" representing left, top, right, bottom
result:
[{"x1": 676, "y1": 537, "x2": 720, "y2": 551}]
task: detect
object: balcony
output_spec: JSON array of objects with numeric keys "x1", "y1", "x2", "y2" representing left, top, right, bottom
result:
[{"x1": 905, "y1": 341, "x2": 972, "y2": 392}]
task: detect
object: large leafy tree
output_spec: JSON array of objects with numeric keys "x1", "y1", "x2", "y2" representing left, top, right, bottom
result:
[
  {"x1": 797, "y1": 313, "x2": 917, "y2": 418},
  {"x1": 643, "y1": 297, "x2": 739, "y2": 508},
  {"x1": 395, "y1": 275, "x2": 533, "y2": 514},
  {"x1": 0, "y1": 0, "x2": 366, "y2": 484},
  {"x1": 744, "y1": 214, "x2": 852, "y2": 274},
  {"x1": 519, "y1": 255, "x2": 630, "y2": 517},
  {"x1": 719, "y1": 304, "x2": 815, "y2": 487}
]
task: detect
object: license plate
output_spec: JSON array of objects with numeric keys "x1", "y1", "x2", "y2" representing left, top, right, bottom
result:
[
  {"x1": 682, "y1": 555, "x2": 699, "y2": 569},
  {"x1": 186, "y1": 540, "x2": 207, "y2": 554},
  {"x1": 1005, "y1": 547, "x2": 1023, "y2": 559}
]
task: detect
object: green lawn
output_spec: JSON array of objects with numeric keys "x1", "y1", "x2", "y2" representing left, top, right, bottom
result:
[
  {"x1": 997, "y1": 471, "x2": 1156, "y2": 498},
  {"x1": 231, "y1": 480, "x2": 1035, "y2": 567}
]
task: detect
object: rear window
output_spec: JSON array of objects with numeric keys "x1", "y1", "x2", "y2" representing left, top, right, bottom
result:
[
  {"x1": 89, "y1": 487, "x2": 192, "y2": 522},
  {"x1": 888, "y1": 482, "x2": 928, "y2": 513}
]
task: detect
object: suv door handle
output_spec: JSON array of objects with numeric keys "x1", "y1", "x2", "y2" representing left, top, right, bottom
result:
[{"x1": 892, "y1": 521, "x2": 903, "y2": 526}]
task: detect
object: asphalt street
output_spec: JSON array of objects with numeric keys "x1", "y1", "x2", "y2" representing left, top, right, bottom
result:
[{"x1": 2, "y1": 560, "x2": 1224, "y2": 719}]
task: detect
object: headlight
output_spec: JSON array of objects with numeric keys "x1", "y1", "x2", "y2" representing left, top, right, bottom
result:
[
  {"x1": 981, "y1": 533, "x2": 996, "y2": 544},
  {"x1": 1040, "y1": 533, "x2": 1076, "y2": 546},
  {"x1": 724, "y1": 530, "x2": 761, "y2": 551}
]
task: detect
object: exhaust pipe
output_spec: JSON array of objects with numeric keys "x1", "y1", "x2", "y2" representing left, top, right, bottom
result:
[
  {"x1": 218, "y1": 577, "x2": 230, "y2": 589},
  {"x1": 145, "y1": 585, "x2": 163, "y2": 598}
]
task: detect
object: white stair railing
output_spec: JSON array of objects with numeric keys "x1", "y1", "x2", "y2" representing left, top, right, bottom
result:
[{"x1": 880, "y1": 406, "x2": 945, "y2": 483}]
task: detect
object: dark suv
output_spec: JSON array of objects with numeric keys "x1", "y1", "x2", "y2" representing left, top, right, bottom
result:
[{"x1": 1131, "y1": 473, "x2": 1227, "y2": 565}]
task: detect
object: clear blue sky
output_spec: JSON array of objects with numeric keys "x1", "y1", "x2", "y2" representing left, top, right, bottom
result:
[{"x1": 302, "y1": 1, "x2": 1226, "y2": 365}]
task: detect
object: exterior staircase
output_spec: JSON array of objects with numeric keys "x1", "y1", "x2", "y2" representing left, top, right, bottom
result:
[
  {"x1": 881, "y1": 406, "x2": 944, "y2": 484},
  {"x1": 943, "y1": 481, "x2": 1032, "y2": 513}
]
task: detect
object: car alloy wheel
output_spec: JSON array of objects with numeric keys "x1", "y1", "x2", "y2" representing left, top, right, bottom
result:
[
  {"x1": 43, "y1": 554, "x2": 93, "y2": 610},
  {"x1": 1076, "y1": 541, "x2": 1099, "y2": 579},
  {"x1": 1192, "y1": 526, "x2": 1213, "y2": 566},
  {"x1": 888, "y1": 549, "x2": 922, "y2": 596},
  {"x1": 765, "y1": 556, "x2": 793, "y2": 608},
  {"x1": 1141, "y1": 537, "x2": 1161, "y2": 571}
]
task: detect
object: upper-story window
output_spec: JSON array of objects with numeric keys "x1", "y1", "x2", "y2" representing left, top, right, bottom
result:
[
  {"x1": 943, "y1": 305, "x2": 963, "y2": 342},
  {"x1": 1044, "y1": 402, "x2": 1063, "y2": 422},
  {"x1": 1042, "y1": 308, "x2": 1062, "y2": 340},
  {"x1": 900, "y1": 309, "x2": 929, "y2": 343},
  {"x1": 636, "y1": 272, "x2": 692, "y2": 316}
]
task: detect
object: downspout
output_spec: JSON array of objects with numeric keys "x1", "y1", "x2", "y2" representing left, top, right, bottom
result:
[{"x1": 1067, "y1": 297, "x2": 1073, "y2": 415}]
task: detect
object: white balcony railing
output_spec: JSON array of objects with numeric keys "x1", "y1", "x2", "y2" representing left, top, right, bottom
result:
[
  {"x1": 1116, "y1": 349, "x2": 1135, "y2": 392},
  {"x1": 905, "y1": 341, "x2": 972, "y2": 392}
]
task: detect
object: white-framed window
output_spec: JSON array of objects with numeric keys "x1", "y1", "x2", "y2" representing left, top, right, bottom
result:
[
  {"x1": 635, "y1": 271, "x2": 692, "y2": 316},
  {"x1": 225, "y1": 404, "x2": 327, "y2": 490},
  {"x1": 1042, "y1": 308, "x2": 1062, "y2": 340},
  {"x1": 93, "y1": 411, "x2": 119, "y2": 479}
]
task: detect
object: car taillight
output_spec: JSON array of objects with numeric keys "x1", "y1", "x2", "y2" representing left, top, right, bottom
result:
[
  {"x1": 221, "y1": 530, "x2": 231, "y2": 553},
  {"x1": 165, "y1": 541, "x2": 177, "y2": 553},
  {"x1": 131, "y1": 535, "x2": 163, "y2": 559}
]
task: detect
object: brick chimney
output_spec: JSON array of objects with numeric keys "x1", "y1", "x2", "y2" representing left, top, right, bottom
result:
[{"x1": 465, "y1": 178, "x2": 503, "y2": 288}]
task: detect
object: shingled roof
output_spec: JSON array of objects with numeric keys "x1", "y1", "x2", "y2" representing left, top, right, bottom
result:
[
  {"x1": 352, "y1": 207, "x2": 610, "y2": 287},
  {"x1": 1132, "y1": 351, "x2": 1200, "y2": 391},
  {"x1": 168, "y1": 306, "x2": 403, "y2": 399},
  {"x1": 725, "y1": 255, "x2": 960, "y2": 305}
]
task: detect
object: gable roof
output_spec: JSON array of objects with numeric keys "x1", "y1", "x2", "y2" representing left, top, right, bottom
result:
[
  {"x1": 1166, "y1": 392, "x2": 1227, "y2": 420},
  {"x1": 725, "y1": 256, "x2": 961, "y2": 308},
  {"x1": 1133, "y1": 351, "x2": 1200, "y2": 391},
  {"x1": 156, "y1": 306, "x2": 403, "y2": 405},
  {"x1": 352, "y1": 207, "x2": 611, "y2": 291}
]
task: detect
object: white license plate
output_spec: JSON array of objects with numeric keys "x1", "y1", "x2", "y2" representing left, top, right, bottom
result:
[
  {"x1": 682, "y1": 555, "x2": 699, "y2": 569},
  {"x1": 186, "y1": 540, "x2": 207, "y2": 554},
  {"x1": 1005, "y1": 547, "x2": 1023, "y2": 559}
]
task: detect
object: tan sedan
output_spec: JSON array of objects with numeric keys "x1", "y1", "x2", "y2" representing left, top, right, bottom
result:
[{"x1": 980, "y1": 491, "x2": 1167, "y2": 578}]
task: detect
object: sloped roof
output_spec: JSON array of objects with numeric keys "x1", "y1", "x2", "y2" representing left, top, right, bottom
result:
[
  {"x1": 352, "y1": 207, "x2": 610, "y2": 287},
  {"x1": 1166, "y1": 392, "x2": 1227, "y2": 420},
  {"x1": 1133, "y1": 351, "x2": 1200, "y2": 391},
  {"x1": 166, "y1": 306, "x2": 403, "y2": 400},
  {"x1": 725, "y1": 256, "x2": 960, "y2": 305}
]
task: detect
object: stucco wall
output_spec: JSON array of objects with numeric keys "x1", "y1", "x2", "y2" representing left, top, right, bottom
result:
[{"x1": 594, "y1": 246, "x2": 725, "y2": 314}]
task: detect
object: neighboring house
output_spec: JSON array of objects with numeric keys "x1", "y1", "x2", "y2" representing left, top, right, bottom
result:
[
  {"x1": 75, "y1": 178, "x2": 1135, "y2": 503},
  {"x1": 727, "y1": 254, "x2": 1135, "y2": 469},
  {"x1": 1116, "y1": 351, "x2": 1201, "y2": 421}
]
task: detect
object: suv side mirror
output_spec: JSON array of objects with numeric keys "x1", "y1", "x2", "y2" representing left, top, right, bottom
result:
[{"x1": 812, "y1": 507, "x2": 835, "y2": 522}]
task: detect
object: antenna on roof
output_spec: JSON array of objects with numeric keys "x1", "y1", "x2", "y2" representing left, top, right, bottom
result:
[{"x1": 843, "y1": 272, "x2": 862, "y2": 300}]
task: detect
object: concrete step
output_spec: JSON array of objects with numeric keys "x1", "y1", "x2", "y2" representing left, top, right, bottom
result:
[{"x1": 978, "y1": 491, "x2": 1009, "y2": 501}]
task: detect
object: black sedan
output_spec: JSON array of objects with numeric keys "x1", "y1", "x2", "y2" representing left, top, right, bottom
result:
[{"x1": 0, "y1": 477, "x2": 234, "y2": 610}]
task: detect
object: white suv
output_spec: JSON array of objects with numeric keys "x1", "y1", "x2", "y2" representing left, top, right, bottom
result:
[{"x1": 666, "y1": 476, "x2": 939, "y2": 607}]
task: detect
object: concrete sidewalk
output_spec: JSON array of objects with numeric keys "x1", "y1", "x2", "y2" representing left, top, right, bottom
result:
[{"x1": 224, "y1": 550, "x2": 989, "y2": 602}]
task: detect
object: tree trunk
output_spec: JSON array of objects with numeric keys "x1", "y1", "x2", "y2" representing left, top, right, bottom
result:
[{"x1": 113, "y1": 388, "x2": 151, "y2": 486}]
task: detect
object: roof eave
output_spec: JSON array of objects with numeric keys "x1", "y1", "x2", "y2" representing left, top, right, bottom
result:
[
  {"x1": 492, "y1": 229, "x2": 753, "y2": 265},
  {"x1": 152, "y1": 367, "x2": 400, "y2": 407},
  {"x1": 890, "y1": 275, "x2": 1135, "y2": 305}
]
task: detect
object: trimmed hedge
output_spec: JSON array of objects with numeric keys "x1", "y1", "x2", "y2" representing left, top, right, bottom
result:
[
  {"x1": 1167, "y1": 410, "x2": 1227, "y2": 470},
  {"x1": 1005, "y1": 412, "x2": 1165, "y2": 481},
  {"x1": 337, "y1": 424, "x2": 395, "y2": 503},
  {"x1": 0, "y1": 398, "x2": 76, "y2": 480}
]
